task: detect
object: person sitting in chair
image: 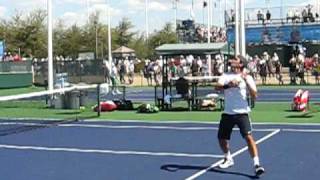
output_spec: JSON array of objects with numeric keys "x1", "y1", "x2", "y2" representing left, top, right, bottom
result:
[{"x1": 175, "y1": 75, "x2": 190, "y2": 98}]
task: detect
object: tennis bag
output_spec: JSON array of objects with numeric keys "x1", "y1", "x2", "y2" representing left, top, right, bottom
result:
[
  {"x1": 291, "y1": 89, "x2": 309, "y2": 112},
  {"x1": 137, "y1": 103, "x2": 159, "y2": 113},
  {"x1": 93, "y1": 101, "x2": 117, "y2": 112},
  {"x1": 113, "y1": 100, "x2": 134, "y2": 110}
]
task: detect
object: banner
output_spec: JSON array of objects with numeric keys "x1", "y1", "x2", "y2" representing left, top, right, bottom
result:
[
  {"x1": 227, "y1": 24, "x2": 320, "y2": 44},
  {"x1": 0, "y1": 41, "x2": 4, "y2": 60}
]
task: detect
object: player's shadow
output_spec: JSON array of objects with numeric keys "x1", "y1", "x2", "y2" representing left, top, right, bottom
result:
[{"x1": 160, "y1": 164, "x2": 260, "y2": 179}]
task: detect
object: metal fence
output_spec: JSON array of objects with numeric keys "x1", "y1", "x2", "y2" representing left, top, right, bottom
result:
[
  {"x1": 33, "y1": 59, "x2": 105, "y2": 85},
  {"x1": 0, "y1": 61, "x2": 32, "y2": 73}
]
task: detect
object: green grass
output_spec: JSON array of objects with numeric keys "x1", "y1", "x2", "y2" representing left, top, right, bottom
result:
[
  {"x1": 0, "y1": 86, "x2": 319, "y2": 124},
  {"x1": 0, "y1": 101, "x2": 319, "y2": 124},
  {"x1": 0, "y1": 86, "x2": 45, "y2": 96}
]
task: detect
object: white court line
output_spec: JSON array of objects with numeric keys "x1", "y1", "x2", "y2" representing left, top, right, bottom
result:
[
  {"x1": 185, "y1": 129, "x2": 281, "y2": 180},
  {"x1": 0, "y1": 122, "x2": 277, "y2": 132},
  {"x1": 87, "y1": 119, "x2": 320, "y2": 126},
  {"x1": 2, "y1": 118, "x2": 320, "y2": 126},
  {"x1": 0, "y1": 144, "x2": 223, "y2": 158},
  {"x1": 282, "y1": 129, "x2": 320, "y2": 133}
]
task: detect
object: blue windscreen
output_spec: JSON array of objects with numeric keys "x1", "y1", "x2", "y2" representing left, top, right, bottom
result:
[
  {"x1": 227, "y1": 24, "x2": 320, "y2": 44},
  {"x1": 0, "y1": 41, "x2": 4, "y2": 58}
]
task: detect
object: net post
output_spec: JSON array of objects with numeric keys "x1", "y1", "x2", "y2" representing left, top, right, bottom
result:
[
  {"x1": 123, "y1": 86, "x2": 126, "y2": 100},
  {"x1": 97, "y1": 83, "x2": 101, "y2": 117}
]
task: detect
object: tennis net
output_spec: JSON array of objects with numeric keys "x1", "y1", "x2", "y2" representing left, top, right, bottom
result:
[{"x1": 0, "y1": 84, "x2": 100, "y2": 136}]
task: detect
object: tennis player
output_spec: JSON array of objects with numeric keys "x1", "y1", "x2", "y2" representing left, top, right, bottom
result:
[{"x1": 215, "y1": 56, "x2": 265, "y2": 176}]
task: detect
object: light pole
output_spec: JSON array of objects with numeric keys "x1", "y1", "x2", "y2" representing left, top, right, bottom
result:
[
  {"x1": 207, "y1": 0, "x2": 211, "y2": 43},
  {"x1": 280, "y1": 0, "x2": 283, "y2": 20},
  {"x1": 107, "y1": 0, "x2": 112, "y2": 67},
  {"x1": 86, "y1": 0, "x2": 90, "y2": 24},
  {"x1": 235, "y1": 0, "x2": 240, "y2": 56},
  {"x1": 94, "y1": 16, "x2": 98, "y2": 59},
  {"x1": 47, "y1": 0, "x2": 53, "y2": 92},
  {"x1": 240, "y1": 0, "x2": 246, "y2": 57},
  {"x1": 145, "y1": 0, "x2": 149, "y2": 40},
  {"x1": 173, "y1": 0, "x2": 178, "y2": 32}
]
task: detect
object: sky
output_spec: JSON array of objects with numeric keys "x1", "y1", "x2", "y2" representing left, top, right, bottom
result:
[{"x1": 0, "y1": 0, "x2": 318, "y2": 34}]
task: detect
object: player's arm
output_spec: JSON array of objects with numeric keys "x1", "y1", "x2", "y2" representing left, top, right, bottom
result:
[
  {"x1": 215, "y1": 81, "x2": 225, "y2": 90},
  {"x1": 243, "y1": 75, "x2": 258, "y2": 99},
  {"x1": 215, "y1": 75, "x2": 228, "y2": 90},
  {"x1": 215, "y1": 75, "x2": 238, "y2": 90}
]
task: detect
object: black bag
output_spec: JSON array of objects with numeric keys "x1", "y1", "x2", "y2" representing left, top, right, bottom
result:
[{"x1": 113, "y1": 100, "x2": 134, "y2": 110}]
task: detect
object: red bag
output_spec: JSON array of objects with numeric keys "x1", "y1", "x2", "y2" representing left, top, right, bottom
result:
[{"x1": 94, "y1": 101, "x2": 117, "y2": 112}]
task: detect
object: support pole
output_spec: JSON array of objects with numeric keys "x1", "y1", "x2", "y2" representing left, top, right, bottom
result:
[
  {"x1": 47, "y1": 0, "x2": 53, "y2": 92},
  {"x1": 107, "y1": 0, "x2": 112, "y2": 68},
  {"x1": 240, "y1": 0, "x2": 246, "y2": 57},
  {"x1": 235, "y1": 0, "x2": 240, "y2": 56}
]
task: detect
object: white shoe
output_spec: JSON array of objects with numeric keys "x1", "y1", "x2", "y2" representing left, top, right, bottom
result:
[
  {"x1": 218, "y1": 158, "x2": 234, "y2": 169},
  {"x1": 254, "y1": 165, "x2": 265, "y2": 176},
  {"x1": 116, "y1": 90, "x2": 122, "y2": 94}
]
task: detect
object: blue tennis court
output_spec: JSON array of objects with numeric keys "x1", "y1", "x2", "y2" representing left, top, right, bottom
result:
[{"x1": 0, "y1": 120, "x2": 319, "y2": 180}]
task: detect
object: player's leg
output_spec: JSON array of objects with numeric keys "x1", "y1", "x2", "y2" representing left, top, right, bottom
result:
[
  {"x1": 237, "y1": 114, "x2": 265, "y2": 175},
  {"x1": 217, "y1": 114, "x2": 235, "y2": 169}
]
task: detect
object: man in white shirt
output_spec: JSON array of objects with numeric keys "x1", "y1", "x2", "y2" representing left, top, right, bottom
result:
[{"x1": 215, "y1": 56, "x2": 265, "y2": 176}]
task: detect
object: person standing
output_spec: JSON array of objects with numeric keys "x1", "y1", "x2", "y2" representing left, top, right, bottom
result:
[
  {"x1": 110, "y1": 62, "x2": 122, "y2": 95},
  {"x1": 127, "y1": 60, "x2": 135, "y2": 84},
  {"x1": 215, "y1": 56, "x2": 265, "y2": 176}
]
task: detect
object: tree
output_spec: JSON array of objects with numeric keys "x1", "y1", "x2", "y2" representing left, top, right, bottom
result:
[
  {"x1": 148, "y1": 23, "x2": 178, "y2": 57},
  {"x1": 53, "y1": 20, "x2": 67, "y2": 57},
  {"x1": 0, "y1": 10, "x2": 47, "y2": 58},
  {"x1": 114, "y1": 18, "x2": 135, "y2": 47},
  {"x1": 62, "y1": 25, "x2": 83, "y2": 59},
  {"x1": 128, "y1": 34, "x2": 151, "y2": 59},
  {"x1": 0, "y1": 10, "x2": 177, "y2": 60}
]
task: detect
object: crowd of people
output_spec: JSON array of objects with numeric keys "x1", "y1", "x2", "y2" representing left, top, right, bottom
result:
[
  {"x1": 245, "y1": 50, "x2": 320, "y2": 85},
  {"x1": 4, "y1": 50, "x2": 320, "y2": 89},
  {"x1": 225, "y1": 4, "x2": 320, "y2": 25},
  {"x1": 195, "y1": 25, "x2": 227, "y2": 43},
  {"x1": 141, "y1": 54, "x2": 225, "y2": 86},
  {"x1": 176, "y1": 20, "x2": 227, "y2": 43},
  {"x1": 286, "y1": 4, "x2": 319, "y2": 23},
  {"x1": 1, "y1": 52, "x2": 22, "y2": 61},
  {"x1": 139, "y1": 50, "x2": 320, "y2": 87}
]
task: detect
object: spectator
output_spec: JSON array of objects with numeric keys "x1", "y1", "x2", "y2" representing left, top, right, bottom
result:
[
  {"x1": 307, "y1": 7, "x2": 314, "y2": 22},
  {"x1": 191, "y1": 59, "x2": 199, "y2": 76},
  {"x1": 143, "y1": 60, "x2": 152, "y2": 86},
  {"x1": 248, "y1": 55, "x2": 259, "y2": 79},
  {"x1": 266, "y1": 10, "x2": 271, "y2": 23},
  {"x1": 287, "y1": 9, "x2": 294, "y2": 23},
  {"x1": 119, "y1": 60, "x2": 126, "y2": 84},
  {"x1": 103, "y1": 60, "x2": 110, "y2": 83},
  {"x1": 110, "y1": 62, "x2": 122, "y2": 95},
  {"x1": 153, "y1": 61, "x2": 161, "y2": 86},
  {"x1": 259, "y1": 56, "x2": 267, "y2": 85},
  {"x1": 289, "y1": 54, "x2": 297, "y2": 84},
  {"x1": 13, "y1": 54, "x2": 21, "y2": 61},
  {"x1": 313, "y1": 56, "x2": 320, "y2": 84},
  {"x1": 296, "y1": 53, "x2": 306, "y2": 84},
  {"x1": 261, "y1": 28, "x2": 271, "y2": 43},
  {"x1": 257, "y1": 10, "x2": 264, "y2": 24},
  {"x1": 127, "y1": 60, "x2": 135, "y2": 84},
  {"x1": 293, "y1": 9, "x2": 301, "y2": 22},
  {"x1": 231, "y1": 9, "x2": 235, "y2": 22},
  {"x1": 315, "y1": 12, "x2": 319, "y2": 20},
  {"x1": 273, "y1": 53, "x2": 284, "y2": 85},
  {"x1": 302, "y1": 9, "x2": 308, "y2": 22}
]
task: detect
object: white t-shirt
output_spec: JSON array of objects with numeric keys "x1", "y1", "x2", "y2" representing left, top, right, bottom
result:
[{"x1": 218, "y1": 73, "x2": 256, "y2": 115}]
